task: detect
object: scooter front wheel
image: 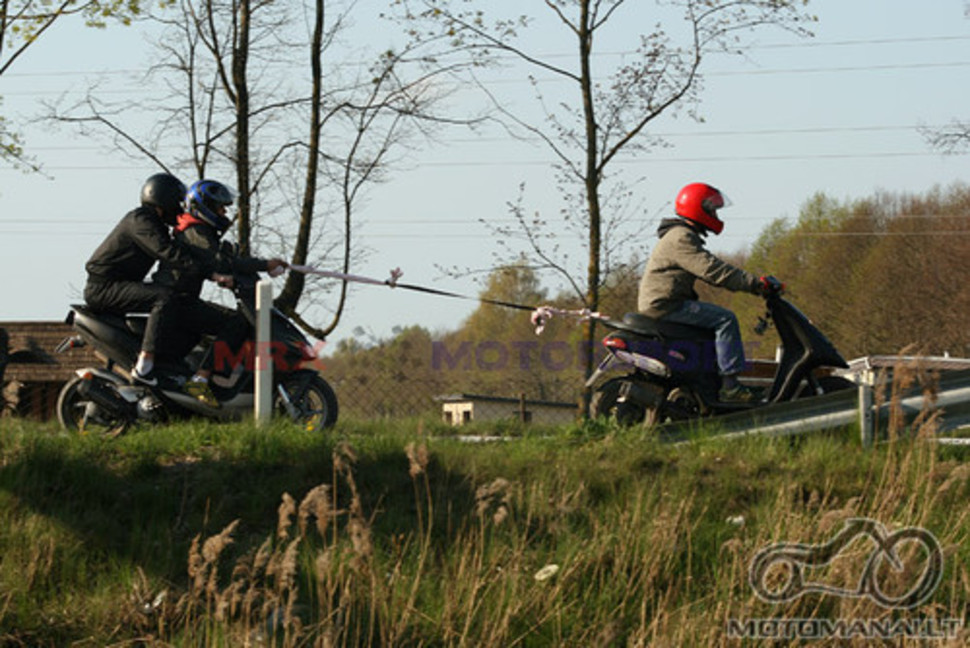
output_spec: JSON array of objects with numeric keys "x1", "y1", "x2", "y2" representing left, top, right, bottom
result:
[{"x1": 277, "y1": 374, "x2": 338, "y2": 432}]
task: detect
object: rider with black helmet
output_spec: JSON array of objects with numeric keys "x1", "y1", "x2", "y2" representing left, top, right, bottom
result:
[
  {"x1": 84, "y1": 173, "x2": 221, "y2": 385},
  {"x1": 154, "y1": 179, "x2": 287, "y2": 407}
]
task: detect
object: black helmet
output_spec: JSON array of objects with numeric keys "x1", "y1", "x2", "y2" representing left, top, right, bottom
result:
[
  {"x1": 141, "y1": 173, "x2": 187, "y2": 225},
  {"x1": 186, "y1": 179, "x2": 235, "y2": 234}
]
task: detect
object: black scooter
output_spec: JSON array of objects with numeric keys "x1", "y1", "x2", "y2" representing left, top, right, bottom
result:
[
  {"x1": 587, "y1": 282, "x2": 853, "y2": 425},
  {"x1": 55, "y1": 274, "x2": 338, "y2": 437}
]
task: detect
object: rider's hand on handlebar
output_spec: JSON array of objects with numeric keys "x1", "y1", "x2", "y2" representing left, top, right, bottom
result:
[
  {"x1": 212, "y1": 272, "x2": 235, "y2": 289},
  {"x1": 758, "y1": 275, "x2": 785, "y2": 297},
  {"x1": 266, "y1": 258, "x2": 288, "y2": 278}
]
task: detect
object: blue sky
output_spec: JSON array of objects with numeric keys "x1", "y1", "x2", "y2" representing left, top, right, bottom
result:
[{"x1": 1, "y1": 0, "x2": 968, "y2": 345}]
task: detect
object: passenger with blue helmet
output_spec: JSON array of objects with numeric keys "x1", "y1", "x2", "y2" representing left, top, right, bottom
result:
[{"x1": 153, "y1": 179, "x2": 287, "y2": 407}]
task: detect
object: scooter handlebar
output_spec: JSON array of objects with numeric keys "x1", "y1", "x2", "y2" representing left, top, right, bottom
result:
[{"x1": 759, "y1": 275, "x2": 785, "y2": 297}]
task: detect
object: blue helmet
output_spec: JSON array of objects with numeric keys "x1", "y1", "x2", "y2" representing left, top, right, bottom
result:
[{"x1": 186, "y1": 179, "x2": 235, "y2": 234}]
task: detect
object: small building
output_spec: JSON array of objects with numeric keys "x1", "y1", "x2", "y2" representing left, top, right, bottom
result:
[
  {"x1": 0, "y1": 321, "x2": 99, "y2": 420},
  {"x1": 436, "y1": 393, "x2": 578, "y2": 426}
]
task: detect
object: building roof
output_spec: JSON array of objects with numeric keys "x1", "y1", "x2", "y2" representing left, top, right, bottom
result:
[{"x1": 0, "y1": 320, "x2": 99, "y2": 383}]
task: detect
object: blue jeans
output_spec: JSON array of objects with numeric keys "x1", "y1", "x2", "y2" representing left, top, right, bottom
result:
[{"x1": 662, "y1": 301, "x2": 746, "y2": 376}]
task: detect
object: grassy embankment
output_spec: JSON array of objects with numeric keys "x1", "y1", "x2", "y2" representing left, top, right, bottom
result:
[{"x1": 0, "y1": 404, "x2": 968, "y2": 646}]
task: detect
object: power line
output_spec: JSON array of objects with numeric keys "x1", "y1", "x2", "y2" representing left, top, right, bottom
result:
[
  {"x1": 0, "y1": 149, "x2": 960, "y2": 173},
  {"x1": 710, "y1": 60, "x2": 970, "y2": 77},
  {"x1": 9, "y1": 210, "x2": 970, "y2": 228},
  {"x1": 407, "y1": 150, "x2": 964, "y2": 168},
  {"x1": 6, "y1": 230, "x2": 970, "y2": 240},
  {"x1": 7, "y1": 59, "x2": 969, "y2": 99},
  {"x1": 6, "y1": 123, "x2": 943, "y2": 153},
  {"x1": 729, "y1": 231, "x2": 970, "y2": 238},
  {"x1": 0, "y1": 218, "x2": 106, "y2": 224},
  {"x1": 741, "y1": 34, "x2": 970, "y2": 50},
  {"x1": 6, "y1": 34, "x2": 970, "y2": 79}
]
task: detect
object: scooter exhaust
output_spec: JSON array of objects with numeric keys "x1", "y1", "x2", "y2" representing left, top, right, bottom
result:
[
  {"x1": 616, "y1": 379, "x2": 664, "y2": 410},
  {"x1": 76, "y1": 374, "x2": 133, "y2": 419}
]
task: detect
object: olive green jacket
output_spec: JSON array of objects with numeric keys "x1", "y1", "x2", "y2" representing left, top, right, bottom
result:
[{"x1": 637, "y1": 219, "x2": 760, "y2": 318}]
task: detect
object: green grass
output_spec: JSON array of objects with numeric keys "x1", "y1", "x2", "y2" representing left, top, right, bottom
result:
[{"x1": 0, "y1": 415, "x2": 967, "y2": 646}]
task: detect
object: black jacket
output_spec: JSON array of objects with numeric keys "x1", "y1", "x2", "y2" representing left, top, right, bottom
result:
[
  {"x1": 85, "y1": 206, "x2": 206, "y2": 283},
  {"x1": 153, "y1": 217, "x2": 269, "y2": 298}
]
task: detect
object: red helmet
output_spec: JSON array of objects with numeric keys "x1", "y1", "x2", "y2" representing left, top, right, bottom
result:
[{"x1": 675, "y1": 182, "x2": 726, "y2": 235}]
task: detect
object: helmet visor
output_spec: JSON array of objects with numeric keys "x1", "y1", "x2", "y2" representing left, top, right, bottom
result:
[
  {"x1": 209, "y1": 184, "x2": 237, "y2": 208},
  {"x1": 703, "y1": 191, "x2": 730, "y2": 215}
]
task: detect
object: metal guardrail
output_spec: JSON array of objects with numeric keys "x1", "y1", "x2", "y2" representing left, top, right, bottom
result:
[
  {"x1": 869, "y1": 368, "x2": 970, "y2": 439},
  {"x1": 658, "y1": 368, "x2": 970, "y2": 447}
]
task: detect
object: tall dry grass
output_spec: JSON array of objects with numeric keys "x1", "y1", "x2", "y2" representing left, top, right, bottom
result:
[{"x1": 115, "y1": 364, "x2": 969, "y2": 647}]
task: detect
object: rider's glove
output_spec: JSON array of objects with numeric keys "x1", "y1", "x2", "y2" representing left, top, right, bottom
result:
[
  {"x1": 266, "y1": 258, "x2": 288, "y2": 278},
  {"x1": 757, "y1": 275, "x2": 785, "y2": 296},
  {"x1": 212, "y1": 272, "x2": 235, "y2": 289}
]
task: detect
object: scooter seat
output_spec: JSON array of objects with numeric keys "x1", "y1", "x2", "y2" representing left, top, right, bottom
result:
[
  {"x1": 72, "y1": 304, "x2": 148, "y2": 337},
  {"x1": 620, "y1": 312, "x2": 715, "y2": 341}
]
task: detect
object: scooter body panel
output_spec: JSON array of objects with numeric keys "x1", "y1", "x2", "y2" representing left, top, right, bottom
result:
[
  {"x1": 57, "y1": 273, "x2": 336, "y2": 431},
  {"x1": 591, "y1": 294, "x2": 850, "y2": 423}
]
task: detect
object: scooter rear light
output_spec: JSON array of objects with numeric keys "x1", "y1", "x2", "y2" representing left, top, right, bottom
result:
[{"x1": 603, "y1": 336, "x2": 627, "y2": 351}]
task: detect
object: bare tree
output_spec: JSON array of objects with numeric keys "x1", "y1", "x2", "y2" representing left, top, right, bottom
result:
[
  {"x1": 409, "y1": 0, "x2": 815, "y2": 409},
  {"x1": 49, "y1": 0, "x2": 481, "y2": 336},
  {"x1": 922, "y1": 120, "x2": 970, "y2": 155},
  {"x1": 916, "y1": 11, "x2": 970, "y2": 159},
  {"x1": 0, "y1": 0, "x2": 149, "y2": 165}
]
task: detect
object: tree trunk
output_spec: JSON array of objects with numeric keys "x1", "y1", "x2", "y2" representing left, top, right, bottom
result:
[
  {"x1": 276, "y1": 0, "x2": 325, "y2": 318},
  {"x1": 0, "y1": 328, "x2": 9, "y2": 413},
  {"x1": 233, "y1": 0, "x2": 252, "y2": 254},
  {"x1": 579, "y1": 0, "x2": 599, "y2": 417}
]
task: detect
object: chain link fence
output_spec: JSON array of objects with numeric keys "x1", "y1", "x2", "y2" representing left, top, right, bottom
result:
[
  {"x1": 327, "y1": 371, "x2": 583, "y2": 423},
  {"x1": 0, "y1": 371, "x2": 585, "y2": 426},
  {"x1": 0, "y1": 321, "x2": 588, "y2": 426},
  {"x1": 322, "y1": 335, "x2": 592, "y2": 424}
]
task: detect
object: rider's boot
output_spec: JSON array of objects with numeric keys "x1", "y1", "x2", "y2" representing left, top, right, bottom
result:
[
  {"x1": 719, "y1": 374, "x2": 762, "y2": 403},
  {"x1": 185, "y1": 376, "x2": 220, "y2": 408}
]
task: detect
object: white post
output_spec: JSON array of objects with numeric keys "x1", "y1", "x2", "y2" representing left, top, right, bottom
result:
[
  {"x1": 858, "y1": 369, "x2": 874, "y2": 448},
  {"x1": 255, "y1": 279, "x2": 274, "y2": 426}
]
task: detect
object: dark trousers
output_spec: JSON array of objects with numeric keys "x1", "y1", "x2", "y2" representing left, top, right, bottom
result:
[
  {"x1": 84, "y1": 280, "x2": 175, "y2": 355},
  {"x1": 169, "y1": 296, "x2": 252, "y2": 374}
]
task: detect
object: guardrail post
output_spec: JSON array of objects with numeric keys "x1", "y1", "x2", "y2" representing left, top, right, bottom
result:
[
  {"x1": 858, "y1": 369, "x2": 874, "y2": 448},
  {"x1": 255, "y1": 279, "x2": 273, "y2": 426}
]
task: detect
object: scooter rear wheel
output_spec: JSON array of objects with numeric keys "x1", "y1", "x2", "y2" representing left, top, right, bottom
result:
[
  {"x1": 590, "y1": 377, "x2": 663, "y2": 427},
  {"x1": 56, "y1": 376, "x2": 131, "y2": 438},
  {"x1": 663, "y1": 387, "x2": 704, "y2": 420}
]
